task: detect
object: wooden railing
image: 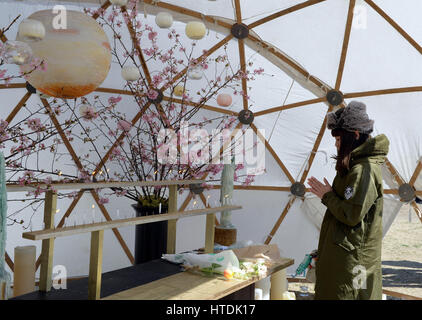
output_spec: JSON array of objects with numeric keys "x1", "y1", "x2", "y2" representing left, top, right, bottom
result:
[{"x1": 15, "y1": 180, "x2": 243, "y2": 300}]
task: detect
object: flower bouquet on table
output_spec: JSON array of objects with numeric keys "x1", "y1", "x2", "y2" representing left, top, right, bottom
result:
[{"x1": 161, "y1": 250, "x2": 268, "y2": 280}]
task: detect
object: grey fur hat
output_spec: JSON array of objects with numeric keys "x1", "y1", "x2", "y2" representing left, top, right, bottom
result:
[{"x1": 327, "y1": 101, "x2": 374, "y2": 134}]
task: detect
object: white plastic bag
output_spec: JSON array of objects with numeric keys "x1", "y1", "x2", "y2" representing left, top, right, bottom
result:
[{"x1": 162, "y1": 250, "x2": 240, "y2": 273}]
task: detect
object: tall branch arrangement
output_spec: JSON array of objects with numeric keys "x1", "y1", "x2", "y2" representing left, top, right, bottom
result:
[{"x1": 1, "y1": 4, "x2": 265, "y2": 225}]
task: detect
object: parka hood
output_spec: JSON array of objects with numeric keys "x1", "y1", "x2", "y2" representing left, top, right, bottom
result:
[{"x1": 350, "y1": 134, "x2": 390, "y2": 166}]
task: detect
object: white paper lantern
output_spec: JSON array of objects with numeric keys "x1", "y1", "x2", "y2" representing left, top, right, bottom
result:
[
  {"x1": 174, "y1": 85, "x2": 185, "y2": 97},
  {"x1": 186, "y1": 21, "x2": 206, "y2": 40},
  {"x1": 187, "y1": 65, "x2": 204, "y2": 80},
  {"x1": 121, "y1": 65, "x2": 140, "y2": 81},
  {"x1": 217, "y1": 93, "x2": 232, "y2": 107},
  {"x1": 155, "y1": 12, "x2": 173, "y2": 29},
  {"x1": 18, "y1": 19, "x2": 45, "y2": 41},
  {"x1": 1, "y1": 40, "x2": 33, "y2": 65},
  {"x1": 110, "y1": 0, "x2": 128, "y2": 6}
]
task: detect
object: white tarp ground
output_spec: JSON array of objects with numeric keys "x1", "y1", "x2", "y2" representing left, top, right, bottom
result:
[{"x1": 0, "y1": 0, "x2": 421, "y2": 277}]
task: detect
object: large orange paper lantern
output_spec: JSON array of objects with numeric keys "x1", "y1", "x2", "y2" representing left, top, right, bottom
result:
[{"x1": 17, "y1": 10, "x2": 111, "y2": 99}]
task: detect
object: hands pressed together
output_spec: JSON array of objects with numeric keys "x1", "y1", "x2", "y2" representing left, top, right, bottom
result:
[{"x1": 307, "y1": 176, "x2": 332, "y2": 199}]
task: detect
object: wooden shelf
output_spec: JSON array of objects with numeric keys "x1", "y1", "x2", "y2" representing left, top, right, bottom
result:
[
  {"x1": 6, "y1": 179, "x2": 205, "y2": 193},
  {"x1": 22, "y1": 205, "x2": 242, "y2": 241}
]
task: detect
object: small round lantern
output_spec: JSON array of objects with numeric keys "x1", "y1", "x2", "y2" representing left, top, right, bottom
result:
[
  {"x1": 155, "y1": 12, "x2": 173, "y2": 29},
  {"x1": 174, "y1": 85, "x2": 185, "y2": 97},
  {"x1": 18, "y1": 19, "x2": 45, "y2": 41},
  {"x1": 121, "y1": 65, "x2": 140, "y2": 82},
  {"x1": 110, "y1": 0, "x2": 128, "y2": 6},
  {"x1": 185, "y1": 21, "x2": 206, "y2": 40},
  {"x1": 217, "y1": 93, "x2": 232, "y2": 107},
  {"x1": 1, "y1": 41, "x2": 33, "y2": 65},
  {"x1": 187, "y1": 65, "x2": 203, "y2": 80}
]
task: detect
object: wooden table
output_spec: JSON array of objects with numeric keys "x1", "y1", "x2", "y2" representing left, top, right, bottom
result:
[{"x1": 102, "y1": 258, "x2": 294, "y2": 300}]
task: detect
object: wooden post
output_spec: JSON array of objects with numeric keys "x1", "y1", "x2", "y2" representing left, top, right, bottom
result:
[
  {"x1": 204, "y1": 213, "x2": 215, "y2": 253},
  {"x1": 39, "y1": 191, "x2": 57, "y2": 292},
  {"x1": 88, "y1": 230, "x2": 104, "y2": 300},
  {"x1": 167, "y1": 185, "x2": 178, "y2": 254},
  {"x1": 1, "y1": 282, "x2": 6, "y2": 300}
]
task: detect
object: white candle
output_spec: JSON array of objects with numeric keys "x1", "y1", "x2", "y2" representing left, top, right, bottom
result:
[
  {"x1": 254, "y1": 288, "x2": 263, "y2": 300},
  {"x1": 159, "y1": 203, "x2": 162, "y2": 214},
  {"x1": 14, "y1": 246, "x2": 36, "y2": 297},
  {"x1": 270, "y1": 269, "x2": 288, "y2": 300}
]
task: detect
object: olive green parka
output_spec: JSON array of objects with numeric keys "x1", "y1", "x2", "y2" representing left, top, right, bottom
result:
[{"x1": 314, "y1": 134, "x2": 390, "y2": 300}]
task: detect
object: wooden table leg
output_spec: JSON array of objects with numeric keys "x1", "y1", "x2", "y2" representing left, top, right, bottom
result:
[
  {"x1": 39, "y1": 191, "x2": 57, "y2": 292},
  {"x1": 167, "y1": 185, "x2": 178, "y2": 254},
  {"x1": 204, "y1": 213, "x2": 215, "y2": 253},
  {"x1": 88, "y1": 230, "x2": 104, "y2": 300}
]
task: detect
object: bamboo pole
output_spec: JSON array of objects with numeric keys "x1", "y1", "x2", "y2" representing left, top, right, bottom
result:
[
  {"x1": 41, "y1": 98, "x2": 84, "y2": 170},
  {"x1": 162, "y1": 96, "x2": 238, "y2": 116},
  {"x1": 142, "y1": 0, "x2": 233, "y2": 30},
  {"x1": 234, "y1": 0, "x2": 242, "y2": 23},
  {"x1": 0, "y1": 83, "x2": 26, "y2": 90},
  {"x1": 91, "y1": 190, "x2": 135, "y2": 264},
  {"x1": 299, "y1": 106, "x2": 333, "y2": 184},
  {"x1": 410, "y1": 201, "x2": 422, "y2": 224},
  {"x1": 5, "y1": 252, "x2": 14, "y2": 272},
  {"x1": 250, "y1": 123, "x2": 296, "y2": 184},
  {"x1": 254, "y1": 97, "x2": 326, "y2": 117},
  {"x1": 209, "y1": 185, "x2": 292, "y2": 192},
  {"x1": 162, "y1": 34, "x2": 233, "y2": 89},
  {"x1": 265, "y1": 196, "x2": 296, "y2": 244},
  {"x1": 364, "y1": 0, "x2": 422, "y2": 55},
  {"x1": 343, "y1": 86, "x2": 422, "y2": 99},
  {"x1": 92, "y1": 0, "x2": 111, "y2": 20},
  {"x1": 335, "y1": 0, "x2": 356, "y2": 90},
  {"x1": 199, "y1": 192, "x2": 219, "y2": 226},
  {"x1": 247, "y1": 34, "x2": 327, "y2": 90},
  {"x1": 248, "y1": 0, "x2": 327, "y2": 29},
  {"x1": 39, "y1": 191, "x2": 57, "y2": 292},
  {"x1": 238, "y1": 38, "x2": 249, "y2": 110},
  {"x1": 384, "y1": 158, "x2": 405, "y2": 186},
  {"x1": 94, "y1": 87, "x2": 135, "y2": 96},
  {"x1": 122, "y1": 6, "x2": 152, "y2": 85},
  {"x1": 5, "y1": 92, "x2": 32, "y2": 124},
  {"x1": 409, "y1": 160, "x2": 422, "y2": 187},
  {"x1": 92, "y1": 101, "x2": 151, "y2": 175},
  {"x1": 88, "y1": 230, "x2": 104, "y2": 300}
]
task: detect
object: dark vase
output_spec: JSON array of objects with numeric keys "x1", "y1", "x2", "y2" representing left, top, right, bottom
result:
[{"x1": 132, "y1": 203, "x2": 168, "y2": 265}]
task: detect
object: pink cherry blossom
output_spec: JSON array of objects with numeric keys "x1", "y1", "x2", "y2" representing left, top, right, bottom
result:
[{"x1": 117, "y1": 120, "x2": 132, "y2": 132}]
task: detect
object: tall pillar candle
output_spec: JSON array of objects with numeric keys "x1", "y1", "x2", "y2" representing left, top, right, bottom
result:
[
  {"x1": 255, "y1": 276, "x2": 271, "y2": 300},
  {"x1": 270, "y1": 269, "x2": 287, "y2": 300},
  {"x1": 13, "y1": 245, "x2": 36, "y2": 297}
]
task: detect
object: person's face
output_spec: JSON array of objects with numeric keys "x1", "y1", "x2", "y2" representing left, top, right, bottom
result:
[{"x1": 335, "y1": 136, "x2": 341, "y2": 151}]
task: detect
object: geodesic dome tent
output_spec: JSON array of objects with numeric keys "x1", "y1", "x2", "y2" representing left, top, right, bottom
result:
[{"x1": 0, "y1": 0, "x2": 421, "y2": 280}]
